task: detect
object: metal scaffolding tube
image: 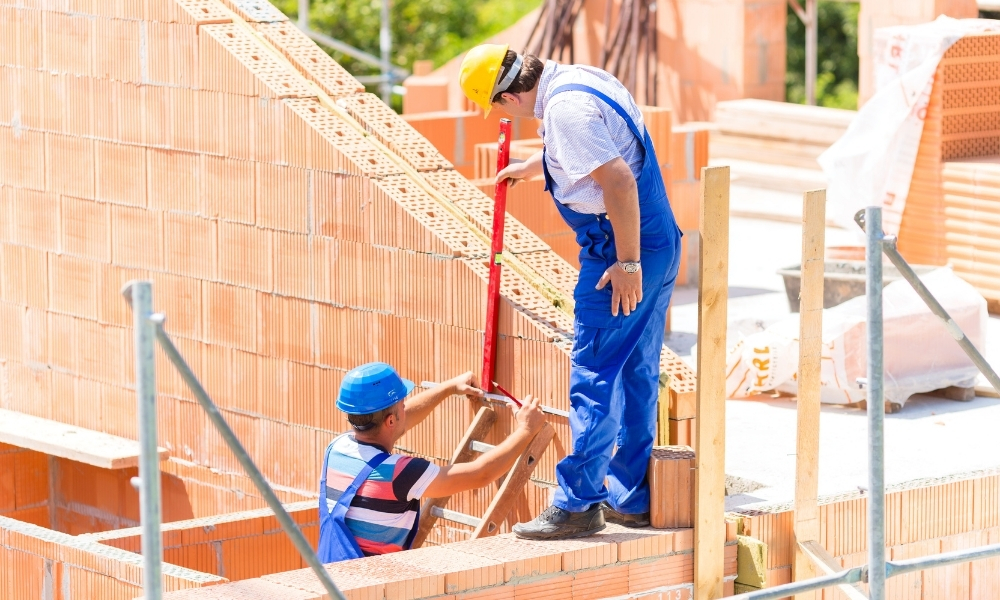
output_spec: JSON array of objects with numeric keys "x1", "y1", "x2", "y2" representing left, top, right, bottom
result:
[
  {"x1": 732, "y1": 567, "x2": 866, "y2": 600},
  {"x1": 150, "y1": 314, "x2": 348, "y2": 600},
  {"x1": 125, "y1": 281, "x2": 163, "y2": 600},
  {"x1": 865, "y1": 206, "x2": 887, "y2": 600},
  {"x1": 886, "y1": 543, "x2": 1000, "y2": 578}
]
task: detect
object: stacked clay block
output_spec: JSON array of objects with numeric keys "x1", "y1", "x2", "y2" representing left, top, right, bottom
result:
[
  {"x1": 158, "y1": 523, "x2": 735, "y2": 599},
  {"x1": 0, "y1": 514, "x2": 224, "y2": 600},
  {"x1": 0, "y1": 0, "x2": 698, "y2": 551},
  {"x1": 648, "y1": 446, "x2": 695, "y2": 529},
  {"x1": 897, "y1": 32, "x2": 1000, "y2": 310}
]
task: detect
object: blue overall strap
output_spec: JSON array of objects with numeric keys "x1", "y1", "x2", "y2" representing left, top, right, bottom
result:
[
  {"x1": 317, "y1": 441, "x2": 390, "y2": 562},
  {"x1": 549, "y1": 83, "x2": 646, "y2": 145}
]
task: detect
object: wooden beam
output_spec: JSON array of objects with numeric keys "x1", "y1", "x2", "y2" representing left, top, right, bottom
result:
[
  {"x1": 0, "y1": 408, "x2": 169, "y2": 469},
  {"x1": 413, "y1": 406, "x2": 496, "y2": 548},
  {"x1": 694, "y1": 166, "x2": 729, "y2": 600},
  {"x1": 794, "y1": 189, "x2": 826, "y2": 599},
  {"x1": 799, "y1": 541, "x2": 870, "y2": 600}
]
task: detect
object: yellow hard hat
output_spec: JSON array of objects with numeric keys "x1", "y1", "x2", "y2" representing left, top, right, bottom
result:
[{"x1": 459, "y1": 44, "x2": 523, "y2": 117}]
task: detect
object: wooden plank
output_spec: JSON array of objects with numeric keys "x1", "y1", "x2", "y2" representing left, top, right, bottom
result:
[
  {"x1": 694, "y1": 166, "x2": 729, "y2": 600},
  {"x1": 798, "y1": 541, "x2": 869, "y2": 600},
  {"x1": 413, "y1": 406, "x2": 496, "y2": 548},
  {"x1": 472, "y1": 423, "x2": 554, "y2": 538},
  {"x1": 0, "y1": 408, "x2": 169, "y2": 469},
  {"x1": 793, "y1": 189, "x2": 826, "y2": 599}
]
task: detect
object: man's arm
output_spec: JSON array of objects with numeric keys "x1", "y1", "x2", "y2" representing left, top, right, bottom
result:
[
  {"x1": 423, "y1": 396, "x2": 546, "y2": 498},
  {"x1": 495, "y1": 150, "x2": 544, "y2": 188},
  {"x1": 592, "y1": 157, "x2": 643, "y2": 316},
  {"x1": 403, "y1": 372, "x2": 482, "y2": 431}
]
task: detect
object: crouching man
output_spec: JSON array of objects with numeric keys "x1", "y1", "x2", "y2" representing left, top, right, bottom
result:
[{"x1": 318, "y1": 362, "x2": 545, "y2": 562}]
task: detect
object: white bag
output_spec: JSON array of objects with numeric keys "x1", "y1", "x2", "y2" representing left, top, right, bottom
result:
[{"x1": 726, "y1": 269, "x2": 987, "y2": 406}]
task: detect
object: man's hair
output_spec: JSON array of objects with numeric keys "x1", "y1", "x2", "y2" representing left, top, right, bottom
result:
[
  {"x1": 491, "y1": 50, "x2": 544, "y2": 104},
  {"x1": 347, "y1": 402, "x2": 400, "y2": 432}
]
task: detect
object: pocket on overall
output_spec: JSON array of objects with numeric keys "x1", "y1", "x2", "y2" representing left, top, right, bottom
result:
[{"x1": 638, "y1": 210, "x2": 677, "y2": 252}]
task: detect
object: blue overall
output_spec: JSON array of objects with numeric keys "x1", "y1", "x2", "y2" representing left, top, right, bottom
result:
[
  {"x1": 317, "y1": 437, "x2": 418, "y2": 562},
  {"x1": 543, "y1": 84, "x2": 681, "y2": 515}
]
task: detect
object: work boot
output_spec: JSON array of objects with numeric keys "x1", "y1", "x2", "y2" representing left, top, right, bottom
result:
[
  {"x1": 600, "y1": 502, "x2": 650, "y2": 528},
  {"x1": 512, "y1": 504, "x2": 605, "y2": 540}
]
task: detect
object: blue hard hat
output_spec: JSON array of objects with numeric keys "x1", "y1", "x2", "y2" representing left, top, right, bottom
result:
[{"x1": 337, "y1": 362, "x2": 415, "y2": 415}]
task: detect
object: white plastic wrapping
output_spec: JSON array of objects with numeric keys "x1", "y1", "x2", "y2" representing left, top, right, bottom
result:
[{"x1": 726, "y1": 269, "x2": 987, "y2": 406}]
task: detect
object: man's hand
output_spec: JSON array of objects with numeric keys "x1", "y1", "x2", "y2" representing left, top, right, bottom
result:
[
  {"x1": 495, "y1": 150, "x2": 543, "y2": 189},
  {"x1": 596, "y1": 264, "x2": 643, "y2": 316},
  {"x1": 445, "y1": 371, "x2": 484, "y2": 399},
  {"x1": 514, "y1": 395, "x2": 545, "y2": 434}
]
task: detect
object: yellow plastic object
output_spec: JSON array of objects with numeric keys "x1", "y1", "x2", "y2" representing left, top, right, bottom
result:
[{"x1": 459, "y1": 44, "x2": 509, "y2": 116}]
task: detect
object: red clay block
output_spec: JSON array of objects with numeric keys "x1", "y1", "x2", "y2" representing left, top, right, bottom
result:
[
  {"x1": 49, "y1": 254, "x2": 101, "y2": 320},
  {"x1": 448, "y1": 534, "x2": 565, "y2": 582},
  {"x1": 164, "y1": 213, "x2": 217, "y2": 281},
  {"x1": 60, "y1": 195, "x2": 111, "y2": 261},
  {"x1": 201, "y1": 155, "x2": 255, "y2": 224},
  {"x1": 44, "y1": 11, "x2": 93, "y2": 76},
  {"x1": 512, "y1": 572, "x2": 573, "y2": 599},
  {"x1": 161, "y1": 579, "x2": 322, "y2": 599},
  {"x1": 218, "y1": 222, "x2": 272, "y2": 290},
  {"x1": 256, "y1": 163, "x2": 308, "y2": 233},
  {"x1": 597, "y1": 523, "x2": 676, "y2": 562},
  {"x1": 394, "y1": 545, "x2": 505, "y2": 594},
  {"x1": 0, "y1": 128, "x2": 46, "y2": 191},
  {"x1": 47, "y1": 133, "x2": 96, "y2": 199},
  {"x1": 111, "y1": 205, "x2": 163, "y2": 270},
  {"x1": 203, "y1": 282, "x2": 257, "y2": 352},
  {"x1": 627, "y1": 553, "x2": 693, "y2": 593},
  {"x1": 10, "y1": 188, "x2": 59, "y2": 252},
  {"x1": 149, "y1": 149, "x2": 201, "y2": 213},
  {"x1": 95, "y1": 141, "x2": 147, "y2": 206},
  {"x1": 153, "y1": 272, "x2": 203, "y2": 340},
  {"x1": 272, "y1": 231, "x2": 310, "y2": 299},
  {"x1": 572, "y1": 563, "x2": 629, "y2": 599}
]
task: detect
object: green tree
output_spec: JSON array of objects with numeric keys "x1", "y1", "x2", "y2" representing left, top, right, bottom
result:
[
  {"x1": 786, "y1": 1, "x2": 860, "y2": 109},
  {"x1": 275, "y1": 0, "x2": 540, "y2": 107}
]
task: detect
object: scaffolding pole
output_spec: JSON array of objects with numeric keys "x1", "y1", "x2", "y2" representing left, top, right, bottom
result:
[{"x1": 124, "y1": 281, "x2": 163, "y2": 600}]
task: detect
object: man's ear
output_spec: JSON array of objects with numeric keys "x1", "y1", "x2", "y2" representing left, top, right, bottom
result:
[{"x1": 499, "y1": 92, "x2": 518, "y2": 106}]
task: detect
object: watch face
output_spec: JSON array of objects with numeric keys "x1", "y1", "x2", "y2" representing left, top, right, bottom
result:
[{"x1": 621, "y1": 262, "x2": 639, "y2": 273}]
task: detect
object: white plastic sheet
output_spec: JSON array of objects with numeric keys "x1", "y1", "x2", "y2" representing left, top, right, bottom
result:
[
  {"x1": 726, "y1": 269, "x2": 987, "y2": 406},
  {"x1": 818, "y1": 17, "x2": 1000, "y2": 235}
]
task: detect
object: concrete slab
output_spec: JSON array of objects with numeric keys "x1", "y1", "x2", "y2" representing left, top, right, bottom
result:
[{"x1": 665, "y1": 216, "x2": 1000, "y2": 509}]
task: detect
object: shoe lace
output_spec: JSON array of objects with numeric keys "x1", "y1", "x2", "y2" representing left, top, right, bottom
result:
[{"x1": 539, "y1": 505, "x2": 566, "y2": 522}]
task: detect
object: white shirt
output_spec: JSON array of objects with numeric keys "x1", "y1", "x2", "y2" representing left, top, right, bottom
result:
[{"x1": 533, "y1": 61, "x2": 646, "y2": 214}]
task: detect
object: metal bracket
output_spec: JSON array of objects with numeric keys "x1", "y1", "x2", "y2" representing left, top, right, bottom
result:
[{"x1": 430, "y1": 506, "x2": 483, "y2": 528}]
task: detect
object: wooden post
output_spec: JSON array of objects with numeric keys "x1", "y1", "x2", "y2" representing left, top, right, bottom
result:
[
  {"x1": 694, "y1": 166, "x2": 729, "y2": 600},
  {"x1": 793, "y1": 190, "x2": 826, "y2": 598}
]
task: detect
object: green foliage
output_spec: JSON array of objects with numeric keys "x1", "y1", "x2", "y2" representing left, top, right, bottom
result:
[
  {"x1": 786, "y1": 1, "x2": 860, "y2": 110},
  {"x1": 274, "y1": 0, "x2": 540, "y2": 99}
]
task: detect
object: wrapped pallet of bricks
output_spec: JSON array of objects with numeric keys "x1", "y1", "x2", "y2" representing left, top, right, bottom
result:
[{"x1": 648, "y1": 446, "x2": 695, "y2": 528}]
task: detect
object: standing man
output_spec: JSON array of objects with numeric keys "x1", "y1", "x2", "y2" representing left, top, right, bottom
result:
[{"x1": 458, "y1": 45, "x2": 681, "y2": 539}]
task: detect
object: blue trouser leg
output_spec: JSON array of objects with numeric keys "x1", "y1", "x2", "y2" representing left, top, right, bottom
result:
[
  {"x1": 606, "y1": 257, "x2": 677, "y2": 513},
  {"x1": 552, "y1": 239, "x2": 678, "y2": 513}
]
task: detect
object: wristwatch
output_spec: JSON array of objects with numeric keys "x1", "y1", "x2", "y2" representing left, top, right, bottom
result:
[{"x1": 617, "y1": 261, "x2": 641, "y2": 274}]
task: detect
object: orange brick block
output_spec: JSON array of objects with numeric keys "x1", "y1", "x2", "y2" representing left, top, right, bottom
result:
[
  {"x1": 111, "y1": 205, "x2": 163, "y2": 270},
  {"x1": 60, "y1": 195, "x2": 111, "y2": 261},
  {"x1": 0, "y1": 127, "x2": 45, "y2": 191},
  {"x1": 149, "y1": 149, "x2": 201, "y2": 213},
  {"x1": 203, "y1": 282, "x2": 257, "y2": 352},
  {"x1": 201, "y1": 155, "x2": 255, "y2": 223},
  {"x1": 649, "y1": 446, "x2": 695, "y2": 529},
  {"x1": 44, "y1": 11, "x2": 93, "y2": 76},
  {"x1": 164, "y1": 213, "x2": 217, "y2": 280},
  {"x1": 10, "y1": 188, "x2": 59, "y2": 252},
  {"x1": 256, "y1": 163, "x2": 308, "y2": 233},
  {"x1": 49, "y1": 254, "x2": 101, "y2": 320},
  {"x1": 219, "y1": 222, "x2": 272, "y2": 290},
  {"x1": 47, "y1": 133, "x2": 95, "y2": 199}
]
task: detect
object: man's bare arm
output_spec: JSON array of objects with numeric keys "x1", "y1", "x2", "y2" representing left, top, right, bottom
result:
[
  {"x1": 423, "y1": 396, "x2": 546, "y2": 497},
  {"x1": 403, "y1": 372, "x2": 482, "y2": 431},
  {"x1": 591, "y1": 157, "x2": 643, "y2": 316}
]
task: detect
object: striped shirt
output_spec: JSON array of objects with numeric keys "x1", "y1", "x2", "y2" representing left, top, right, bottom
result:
[
  {"x1": 323, "y1": 435, "x2": 439, "y2": 556},
  {"x1": 534, "y1": 61, "x2": 646, "y2": 215}
]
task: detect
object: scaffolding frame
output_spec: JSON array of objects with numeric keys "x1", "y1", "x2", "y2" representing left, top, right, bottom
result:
[
  {"x1": 123, "y1": 282, "x2": 348, "y2": 600},
  {"x1": 735, "y1": 206, "x2": 1000, "y2": 599}
]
